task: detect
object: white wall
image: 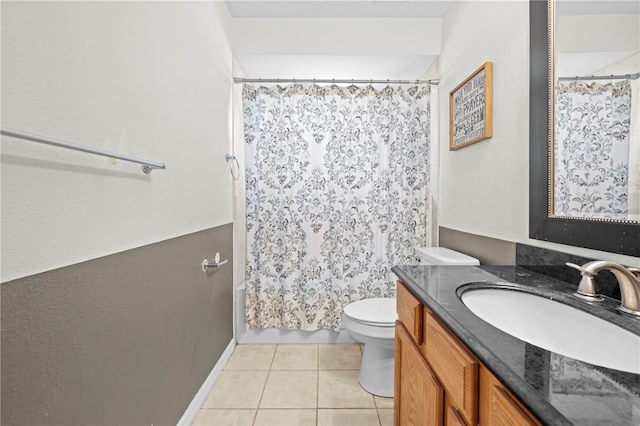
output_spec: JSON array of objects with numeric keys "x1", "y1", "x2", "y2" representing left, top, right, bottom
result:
[
  {"x1": 556, "y1": 13, "x2": 639, "y2": 76},
  {"x1": 438, "y1": 1, "x2": 639, "y2": 267},
  {"x1": 557, "y1": 14, "x2": 639, "y2": 55},
  {"x1": 439, "y1": 1, "x2": 530, "y2": 244},
  {"x1": 1, "y1": 1, "x2": 235, "y2": 281},
  {"x1": 233, "y1": 17, "x2": 441, "y2": 79},
  {"x1": 234, "y1": 18, "x2": 441, "y2": 56}
]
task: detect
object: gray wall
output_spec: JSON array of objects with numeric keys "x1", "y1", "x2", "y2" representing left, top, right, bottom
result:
[
  {"x1": 439, "y1": 227, "x2": 516, "y2": 265},
  {"x1": 1, "y1": 224, "x2": 233, "y2": 425}
]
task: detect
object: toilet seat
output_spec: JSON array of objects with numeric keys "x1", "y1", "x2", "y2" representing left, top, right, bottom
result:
[{"x1": 343, "y1": 298, "x2": 397, "y2": 326}]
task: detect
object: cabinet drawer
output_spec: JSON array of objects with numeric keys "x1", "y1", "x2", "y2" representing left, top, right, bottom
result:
[
  {"x1": 424, "y1": 311, "x2": 478, "y2": 426},
  {"x1": 397, "y1": 282, "x2": 423, "y2": 345}
]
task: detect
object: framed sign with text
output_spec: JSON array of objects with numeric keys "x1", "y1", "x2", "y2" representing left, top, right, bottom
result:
[{"x1": 449, "y1": 62, "x2": 493, "y2": 150}]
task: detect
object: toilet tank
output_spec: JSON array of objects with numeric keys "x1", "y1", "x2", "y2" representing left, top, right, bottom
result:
[{"x1": 416, "y1": 247, "x2": 480, "y2": 265}]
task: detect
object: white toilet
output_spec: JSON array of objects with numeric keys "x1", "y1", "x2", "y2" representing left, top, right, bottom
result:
[
  {"x1": 342, "y1": 298, "x2": 397, "y2": 397},
  {"x1": 342, "y1": 247, "x2": 479, "y2": 398}
]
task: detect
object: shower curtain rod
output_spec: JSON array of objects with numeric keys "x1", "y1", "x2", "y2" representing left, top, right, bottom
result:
[
  {"x1": 233, "y1": 77, "x2": 439, "y2": 85},
  {"x1": 557, "y1": 73, "x2": 639, "y2": 82}
]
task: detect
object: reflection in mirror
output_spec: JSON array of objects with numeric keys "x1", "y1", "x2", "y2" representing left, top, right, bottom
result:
[
  {"x1": 548, "y1": 353, "x2": 640, "y2": 424},
  {"x1": 552, "y1": 1, "x2": 640, "y2": 222}
]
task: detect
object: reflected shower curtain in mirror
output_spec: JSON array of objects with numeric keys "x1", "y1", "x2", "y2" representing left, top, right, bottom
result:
[
  {"x1": 243, "y1": 83, "x2": 430, "y2": 330},
  {"x1": 554, "y1": 80, "x2": 632, "y2": 220}
]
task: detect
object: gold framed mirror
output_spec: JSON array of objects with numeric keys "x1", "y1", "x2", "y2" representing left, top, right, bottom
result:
[{"x1": 529, "y1": 0, "x2": 640, "y2": 256}]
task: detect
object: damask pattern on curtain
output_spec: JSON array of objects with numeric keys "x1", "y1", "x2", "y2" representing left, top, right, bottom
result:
[
  {"x1": 554, "y1": 80, "x2": 632, "y2": 220},
  {"x1": 243, "y1": 83, "x2": 430, "y2": 331}
]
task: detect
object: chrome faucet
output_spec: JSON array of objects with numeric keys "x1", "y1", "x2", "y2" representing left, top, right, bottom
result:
[{"x1": 567, "y1": 261, "x2": 640, "y2": 316}]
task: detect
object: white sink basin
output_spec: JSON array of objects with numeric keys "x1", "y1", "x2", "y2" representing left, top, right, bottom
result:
[{"x1": 460, "y1": 287, "x2": 640, "y2": 374}]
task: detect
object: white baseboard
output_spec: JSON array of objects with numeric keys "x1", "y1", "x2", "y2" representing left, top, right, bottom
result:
[{"x1": 177, "y1": 339, "x2": 235, "y2": 426}]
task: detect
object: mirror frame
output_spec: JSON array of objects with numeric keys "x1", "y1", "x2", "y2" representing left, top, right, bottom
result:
[{"x1": 529, "y1": 0, "x2": 640, "y2": 257}]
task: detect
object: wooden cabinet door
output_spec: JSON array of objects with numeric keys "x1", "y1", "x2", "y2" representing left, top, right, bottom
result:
[
  {"x1": 479, "y1": 366, "x2": 541, "y2": 426},
  {"x1": 424, "y1": 311, "x2": 478, "y2": 426},
  {"x1": 395, "y1": 321, "x2": 444, "y2": 426},
  {"x1": 446, "y1": 405, "x2": 468, "y2": 426}
]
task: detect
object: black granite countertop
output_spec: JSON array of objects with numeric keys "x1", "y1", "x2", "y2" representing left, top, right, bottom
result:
[{"x1": 392, "y1": 265, "x2": 640, "y2": 426}]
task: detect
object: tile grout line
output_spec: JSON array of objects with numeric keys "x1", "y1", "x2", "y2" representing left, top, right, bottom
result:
[
  {"x1": 251, "y1": 345, "x2": 278, "y2": 425},
  {"x1": 316, "y1": 343, "x2": 320, "y2": 426},
  {"x1": 269, "y1": 344, "x2": 278, "y2": 370}
]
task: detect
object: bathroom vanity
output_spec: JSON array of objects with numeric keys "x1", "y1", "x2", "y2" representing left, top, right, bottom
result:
[{"x1": 392, "y1": 265, "x2": 640, "y2": 426}]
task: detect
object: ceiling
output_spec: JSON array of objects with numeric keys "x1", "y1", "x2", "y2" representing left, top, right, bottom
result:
[{"x1": 224, "y1": 0, "x2": 453, "y2": 19}]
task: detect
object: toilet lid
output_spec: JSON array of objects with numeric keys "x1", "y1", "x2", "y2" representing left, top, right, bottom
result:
[{"x1": 343, "y1": 298, "x2": 397, "y2": 325}]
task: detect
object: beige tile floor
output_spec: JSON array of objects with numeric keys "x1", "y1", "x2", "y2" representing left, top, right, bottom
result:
[{"x1": 193, "y1": 344, "x2": 394, "y2": 426}]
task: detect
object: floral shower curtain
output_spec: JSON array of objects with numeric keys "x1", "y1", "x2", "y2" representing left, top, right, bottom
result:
[
  {"x1": 243, "y1": 83, "x2": 430, "y2": 331},
  {"x1": 554, "y1": 79, "x2": 632, "y2": 220}
]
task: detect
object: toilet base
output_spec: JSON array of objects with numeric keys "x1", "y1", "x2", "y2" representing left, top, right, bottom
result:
[{"x1": 358, "y1": 340, "x2": 395, "y2": 398}]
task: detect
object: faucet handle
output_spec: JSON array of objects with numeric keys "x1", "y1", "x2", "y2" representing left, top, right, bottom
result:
[
  {"x1": 566, "y1": 262, "x2": 594, "y2": 276},
  {"x1": 627, "y1": 267, "x2": 640, "y2": 279},
  {"x1": 566, "y1": 263, "x2": 603, "y2": 302}
]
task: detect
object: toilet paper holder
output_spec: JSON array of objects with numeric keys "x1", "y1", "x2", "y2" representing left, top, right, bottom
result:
[{"x1": 202, "y1": 252, "x2": 228, "y2": 272}]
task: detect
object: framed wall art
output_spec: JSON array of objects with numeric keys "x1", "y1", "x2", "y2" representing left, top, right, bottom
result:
[{"x1": 449, "y1": 62, "x2": 493, "y2": 150}]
